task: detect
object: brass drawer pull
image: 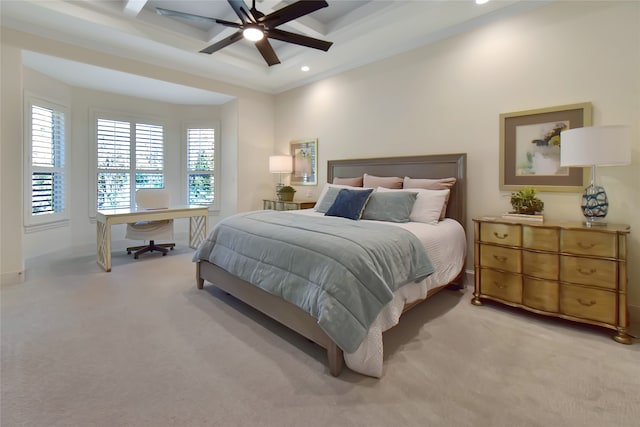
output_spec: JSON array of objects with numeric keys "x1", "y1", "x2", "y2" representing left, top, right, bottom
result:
[
  {"x1": 493, "y1": 255, "x2": 507, "y2": 263},
  {"x1": 493, "y1": 232, "x2": 508, "y2": 239},
  {"x1": 578, "y1": 241, "x2": 595, "y2": 249},
  {"x1": 577, "y1": 267, "x2": 596, "y2": 276},
  {"x1": 577, "y1": 298, "x2": 596, "y2": 307}
]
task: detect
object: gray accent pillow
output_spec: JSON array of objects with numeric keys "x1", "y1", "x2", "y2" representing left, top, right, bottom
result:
[
  {"x1": 315, "y1": 187, "x2": 343, "y2": 213},
  {"x1": 362, "y1": 191, "x2": 418, "y2": 223}
]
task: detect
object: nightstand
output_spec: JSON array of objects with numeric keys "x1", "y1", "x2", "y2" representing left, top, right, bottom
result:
[
  {"x1": 472, "y1": 216, "x2": 632, "y2": 344},
  {"x1": 263, "y1": 199, "x2": 316, "y2": 211}
]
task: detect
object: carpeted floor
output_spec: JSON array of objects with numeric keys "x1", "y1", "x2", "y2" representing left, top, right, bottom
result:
[{"x1": 2, "y1": 248, "x2": 639, "y2": 427}]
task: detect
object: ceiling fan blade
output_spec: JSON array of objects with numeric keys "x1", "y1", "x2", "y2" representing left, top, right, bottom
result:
[
  {"x1": 260, "y1": 0, "x2": 328, "y2": 28},
  {"x1": 228, "y1": 0, "x2": 255, "y2": 24},
  {"x1": 267, "y1": 28, "x2": 332, "y2": 51},
  {"x1": 214, "y1": 19, "x2": 243, "y2": 29},
  {"x1": 254, "y1": 38, "x2": 281, "y2": 66},
  {"x1": 156, "y1": 7, "x2": 218, "y2": 24},
  {"x1": 199, "y1": 31, "x2": 244, "y2": 54}
]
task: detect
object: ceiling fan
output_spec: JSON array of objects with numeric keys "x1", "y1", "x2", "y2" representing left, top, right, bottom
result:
[{"x1": 156, "y1": 0, "x2": 333, "y2": 67}]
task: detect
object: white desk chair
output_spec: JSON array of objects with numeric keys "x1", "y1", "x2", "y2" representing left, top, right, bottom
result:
[{"x1": 126, "y1": 189, "x2": 175, "y2": 259}]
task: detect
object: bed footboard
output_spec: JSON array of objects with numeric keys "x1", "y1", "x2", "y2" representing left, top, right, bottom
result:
[{"x1": 197, "y1": 260, "x2": 345, "y2": 376}]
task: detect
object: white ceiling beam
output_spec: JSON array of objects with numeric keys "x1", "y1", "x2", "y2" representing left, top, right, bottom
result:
[{"x1": 123, "y1": 0, "x2": 148, "y2": 17}]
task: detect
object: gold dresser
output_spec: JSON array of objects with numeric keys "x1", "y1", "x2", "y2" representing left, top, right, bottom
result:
[{"x1": 472, "y1": 216, "x2": 632, "y2": 344}]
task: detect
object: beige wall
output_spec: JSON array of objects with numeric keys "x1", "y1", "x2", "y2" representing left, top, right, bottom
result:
[
  {"x1": 0, "y1": 29, "x2": 276, "y2": 281},
  {"x1": 2, "y1": 1, "x2": 638, "y2": 309},
  {"x1": 274, "y1": 1, "x2": 640, "y2": 307},
  {"x1": 0, "y1": 45, "x2": 25, "y2": 284}
]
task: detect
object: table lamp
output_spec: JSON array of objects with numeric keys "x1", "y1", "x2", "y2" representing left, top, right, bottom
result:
[
  {"x1": 560, "y1": 125, "x2": 631, "y2": 227},
  {"x1": 269, "y1": 155, "x2": 293, "y2": 195}
]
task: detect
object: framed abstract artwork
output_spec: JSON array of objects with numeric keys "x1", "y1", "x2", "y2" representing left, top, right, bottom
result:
[
  {"x1": 290, "y1": 138, "x2": 317, "y2": 186},
  {"x1": 499, "y1": 102, "x2": 592, "y2": 192}
]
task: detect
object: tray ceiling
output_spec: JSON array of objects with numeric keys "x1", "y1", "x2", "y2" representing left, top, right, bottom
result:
[{"x1": 1, "y1": 0, "x2": 546, "y2": 102}]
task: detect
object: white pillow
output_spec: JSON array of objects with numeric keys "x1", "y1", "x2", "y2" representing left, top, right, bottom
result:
[
  {"x1": 376, "y1": 187, "x2": 449, "y2": 224},
  {"x1": 315, "y1": 183, "x2": 374, "y2": 212}
]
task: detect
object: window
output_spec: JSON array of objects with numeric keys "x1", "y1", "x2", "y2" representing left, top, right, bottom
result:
[
  {"x1": 24, "y1": 97, "x2": 68, "y2": 228},
  {"x1": 96, "y1": 118, "x2": 164, "y2": 210},
  {"x1": 186, "y1": 127, "x2": 216, "y2": 206}
]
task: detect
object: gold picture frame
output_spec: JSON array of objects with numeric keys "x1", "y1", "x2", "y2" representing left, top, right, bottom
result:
[
  {"x1": 290, "y1": 138, "x2": 318, "y2": 186},
  {"x1": 500, "y1": 102, "x2": 592, "y2": 192}
]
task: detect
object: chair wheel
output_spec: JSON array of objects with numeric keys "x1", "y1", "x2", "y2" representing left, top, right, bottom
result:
[
  {"x1": 134, "y1": 255, "x2": 139, "y2": 259},
  {"x1": 170, "y1": 247, "x2": 174, "y2": 250},
  {"x1": 162, "y1": 252, "x2": 167, "y2": 256}
]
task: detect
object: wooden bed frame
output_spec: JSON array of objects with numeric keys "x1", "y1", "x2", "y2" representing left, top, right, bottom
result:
[{"x1": 196, "y1": 153, "x2": 467, "y2": 376}]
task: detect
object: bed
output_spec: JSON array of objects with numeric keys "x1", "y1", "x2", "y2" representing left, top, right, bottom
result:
[{"x1": 194, "y1": 153, "x2": 467, "y2": 377}]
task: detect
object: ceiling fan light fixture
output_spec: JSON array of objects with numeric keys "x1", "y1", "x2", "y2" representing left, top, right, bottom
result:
[
  {"x1": 162, "y1": 0, "x2": 332, "y2": 66},
  {"x1": 243, "y1": 26, "x2": 264, "y2": 41}
]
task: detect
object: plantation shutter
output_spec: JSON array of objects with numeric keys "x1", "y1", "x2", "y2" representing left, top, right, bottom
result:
[
  {"x1": 135, "y1": 123, "x2": 164, "y2": 189},
  {"x1": 96, "y1": 119, "x2": 131, "y2": 209},
  {"x1": 31, "y1": 105, "x2": 65, "y2": 215},
  {"x1": 187, "y1": 128, "x2": 215, "y2": 205},
  {"x1": 95, "y1": 118, "x2": 165, "y2": 210}
]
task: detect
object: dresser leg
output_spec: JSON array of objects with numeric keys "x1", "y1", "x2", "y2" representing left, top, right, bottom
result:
[
  {"x1": 471, "y1": 295, "x2": 483, "y2": 306},
  {"x1": 613, "y1": 328, "x2": 633, "y2": 345}
]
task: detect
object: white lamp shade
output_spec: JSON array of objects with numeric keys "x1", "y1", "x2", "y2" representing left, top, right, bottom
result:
[
  {"x1": 560, "y1": 125, "x2": 632, "y2": 167},
  {"x1": 269, "y1": 155, "x2": 293, "y2": 173}
]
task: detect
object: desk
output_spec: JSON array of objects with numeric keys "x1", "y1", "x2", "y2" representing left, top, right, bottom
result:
[{"x1": 96, "y1": 205, "x2": 209, "y2": 272}]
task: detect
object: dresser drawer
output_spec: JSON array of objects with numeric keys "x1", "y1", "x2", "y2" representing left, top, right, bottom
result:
[
  {"x1": 480, "y1": 268, "x2": 522, "y2": 303},
  {"x1": 523, "y1": 226, "x2": 559, "y2": 251},
  {"x1": 560, "y1": 256, "x2": 616, "y2": 290},
  {"x1": 473, "y1": 216, "x2": 631, "y2": 343},
  {"x1": 523, "y1": 251, "x2": 558, "y2": 280},
  {"x1": 480, "y1": 223, "x2": 521, "y2": 246},
  {"x1": 523, "y1": 277, "x2": 559, "y2": 313},
  {"x1": 480, "y1": 245, "x2": 521, "y2": 273},
  {"x1": 560, "y1": 284, "x2": 615, "y2": 325},
  {"x1": 560, "y1": 230, "x2": 616, "y2": 257}
]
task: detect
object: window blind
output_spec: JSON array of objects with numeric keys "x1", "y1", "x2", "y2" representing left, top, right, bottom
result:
[
  {"x1": 96, "y1": 118, "x2": 164, "y2": 209},
  {"x1": 187, "y1": 128, "x2": 215, "y2": 205},
  {"x1": 31, "y1": 105, "x2": 65, "y2": 215}
]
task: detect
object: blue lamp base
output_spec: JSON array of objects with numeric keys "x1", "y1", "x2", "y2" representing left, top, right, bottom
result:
[{"x1": 581, "y1": 183, "x2": 608, "y2": 227}]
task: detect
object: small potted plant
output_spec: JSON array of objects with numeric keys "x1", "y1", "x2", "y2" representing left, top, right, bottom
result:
[
  {"x1": 510, "y1": 187, "x2": 544, "y2": 214},
  {"x1": 277, "y1": 185, "x2": 296, "y2": 202}
]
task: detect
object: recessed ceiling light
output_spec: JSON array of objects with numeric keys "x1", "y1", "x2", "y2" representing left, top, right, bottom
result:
[
  {"x1": 301, "y1": 65, "x2": 310, "y2": 72},
  {"x1": 476, "y1": 0, "x2": 490, "y2": 4}
]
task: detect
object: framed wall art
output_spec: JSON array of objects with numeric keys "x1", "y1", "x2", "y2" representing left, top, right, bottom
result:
[
  {"x1": 499, "y1": 102, "x2": 592, "y2": 192},
  {"x1": 290, "y1": 138, "x2": 317, "y2": 186}
]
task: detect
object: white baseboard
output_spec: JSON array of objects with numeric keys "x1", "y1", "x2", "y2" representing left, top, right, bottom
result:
[
  {"x1": 1, "y1": 269, "x2": 26, "y2": 286},
  {"x1": 463, "y1": 269, "x2": 474, "y2": 288}
]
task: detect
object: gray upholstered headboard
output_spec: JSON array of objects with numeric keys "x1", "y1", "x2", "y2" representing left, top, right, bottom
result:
[{"x1": 327, "y1": 154, "x2": 467, "y2": 229}]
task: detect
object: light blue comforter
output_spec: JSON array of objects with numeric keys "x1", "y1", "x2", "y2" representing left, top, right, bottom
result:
[{"x1": 193, "y1": 211, "x2": 434, "y2": 353}]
